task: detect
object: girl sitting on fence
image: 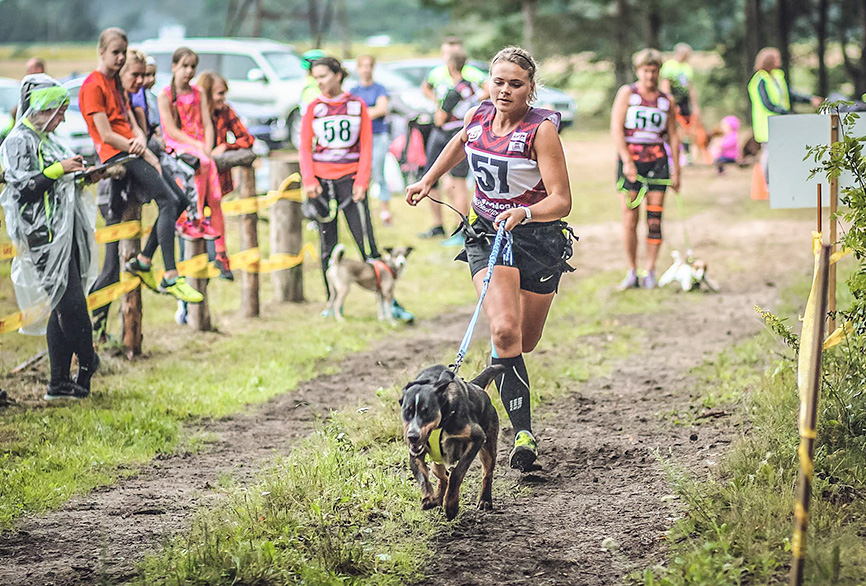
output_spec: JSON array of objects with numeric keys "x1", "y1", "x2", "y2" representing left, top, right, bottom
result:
[{"x1": 157, "y1": 47, "x2": 232, "y2": 278}]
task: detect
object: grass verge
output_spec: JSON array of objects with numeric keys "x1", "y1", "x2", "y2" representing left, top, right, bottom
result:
[
  {"x1": 635, "y1": 272, "x2": 866, "y2": 585},
  {"x1": 134, "y1": 269, "x2": 679, "y2": 585}
]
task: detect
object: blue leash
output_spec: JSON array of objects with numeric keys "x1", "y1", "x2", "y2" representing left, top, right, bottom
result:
[{"x1": 452, "y1": 223, "x2": 512, "y2": 374}]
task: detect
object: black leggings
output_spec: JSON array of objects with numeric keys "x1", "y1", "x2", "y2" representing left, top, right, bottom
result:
[
  {"x1": 107, "y1": 154, "x2": 184, "y2": 271},
  {"x1": 48, "y1": 243, "x2": 95, "y2": 385},
  {"x1": 90, "y1": 203, "x2": 120, "y2": 328},
  {"x1": 314, "y1": 175, "x2": 380, "y2": 290}
]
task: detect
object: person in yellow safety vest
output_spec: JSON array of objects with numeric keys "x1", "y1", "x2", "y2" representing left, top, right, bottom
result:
[{"x1": 748, "y1": 47, "x2": 823, "y2": 180}]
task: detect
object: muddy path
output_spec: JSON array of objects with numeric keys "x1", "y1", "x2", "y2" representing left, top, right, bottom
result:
[
  {"x1": 0, "y1": 156, "x2": 817, "y2": 586},
  {"x1": 419, "y1": 213, "x2": 815, "y2": 585},
  {"x1": 0, "y1": 306, "x2": 482, "y2": 586}
]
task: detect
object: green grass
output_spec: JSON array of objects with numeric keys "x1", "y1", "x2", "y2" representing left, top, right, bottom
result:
[
  {"x1": 635, "y1": 267, "x2": 866, "y2": 586},
  {"x1": 135, "y1": 257, "x2": 679, "y2": 585}
]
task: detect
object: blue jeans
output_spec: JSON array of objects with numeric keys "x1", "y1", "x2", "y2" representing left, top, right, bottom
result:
[{"x1": 371, "y1": 132, "x2": 391, "y2": 202}]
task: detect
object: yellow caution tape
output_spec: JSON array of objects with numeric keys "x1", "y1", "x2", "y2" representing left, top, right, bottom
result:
[
  {"x1": 791, "y1": 528, "x2": 805, "y2": 559},
  {"x1": 94, "y1": 220, "x2": 142, "y2": 244},
  {"x1": 0, "y1": 242, "x2": 16, "y2": 260},
  {"x1": 221, "y1": 172, "x2": 302, "y2": 216},
  {"x1": 830, "y1": 248, "x2": 852, "y2": 264},
  {"x1": 794, "y1": 502, "x2": 809, "y2": 524},
  {"x1": 252, "y1": 242, "x2": 316, "y2": 273},
  {"x1": 86, "y1": 276, "x2": 142, "y2": 310},
  {"x1": 0, "y1": 311, "x2": 24, "y2": 334}
]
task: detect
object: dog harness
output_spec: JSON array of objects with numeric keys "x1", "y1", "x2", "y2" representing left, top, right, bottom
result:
[
  {"x1": 427, "y1": 428, "x2": 444, "y2": 465},
  {"x1": 370, "y1": 258, "x2": 394, "y2": 293}
]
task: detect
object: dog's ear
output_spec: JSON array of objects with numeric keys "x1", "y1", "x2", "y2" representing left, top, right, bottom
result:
[
  {"x1": 405, "y1": 247, "x2": 414, "y2": 256},
  {"x1": 469, "y1": 365, "x2": 505, "y2": 390},
  {"x1": 434, "y1": 368, "x2": 455, "y2": 393},
  {"x1": 384, "y1": 247, "x2": 393, "y2": 256}
]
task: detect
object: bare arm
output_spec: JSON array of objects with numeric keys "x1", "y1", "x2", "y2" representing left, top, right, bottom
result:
[
  {"x1": 610, "y1": 85, "x2": 636, "y2": 182},
  {"x1": 689, "y1": 84, "x2": 700, "y2": 116},
  {"x1": 367, "y1": 94, "x2": 389, "y2": 119},
  {"x1": 495, "y1": 120, "x2": 571, "y2": 230},
  {"x1": 666, "y1": 106, "x2": 681, "y2": 191},
  {"x1": 132, "y1": 107, "x2": 148, "y2": 138},
  {"x1": 91, "y1": 111, "x2": 140, "y2": 154},
  {"x1": 200, "y1": 91, "x2": 214, "y2": 155},
  {"x1": 659, "y1": 78, "x2": 672, "y2": 96},
  {"x1": 157, "y1": 91, "x2": 205, "y2": 150}
]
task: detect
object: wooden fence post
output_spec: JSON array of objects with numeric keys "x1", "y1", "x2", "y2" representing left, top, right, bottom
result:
[
  {"x1": 269, "y1": 156, "x2": 304, "y2": 302},
  {"x1": 187, "y1": 238, "x2": 212, "y2": 331},
  {"x1": 240, "y1": 166, "x2": 260, "y2": 317},
  {"x1": 119, "y1": 203, "x2": 143, "y2": 358}
]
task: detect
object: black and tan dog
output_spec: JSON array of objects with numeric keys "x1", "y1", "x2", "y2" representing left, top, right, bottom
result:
[{"x1": 400, "y1": 364, "x2": 503, "y2": 520}]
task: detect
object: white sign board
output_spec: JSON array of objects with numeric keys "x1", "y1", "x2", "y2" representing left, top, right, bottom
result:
[{"x1": 768, "y1": 114, "x2": 866, "y2": 209}]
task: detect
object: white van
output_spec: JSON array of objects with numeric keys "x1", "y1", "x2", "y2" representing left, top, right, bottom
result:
[{"x1": 136, "y1": 37, "x2": 307, "y2": 147}]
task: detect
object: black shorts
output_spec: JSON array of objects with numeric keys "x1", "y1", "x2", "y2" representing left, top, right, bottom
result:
[
  {"x1": 425, "y1": 126, "x2": 469, "y2": 179},
  {"x1": 616, "y1": 156, "x2": 670, "y2": 194},
  {"x1": 456, "y1": 214, "x2": 576, "y2": 295}
]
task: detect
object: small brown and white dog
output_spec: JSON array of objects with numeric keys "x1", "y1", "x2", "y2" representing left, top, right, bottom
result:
[
  {"x1": 658, "y1": 249, "x2": 719, "y2": 292},
  {"x1": 324, "y1": 244, "x2": 413, "y2": 322}
]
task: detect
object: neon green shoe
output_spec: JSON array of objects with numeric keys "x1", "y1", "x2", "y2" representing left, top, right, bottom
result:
[
  {"x1": 509, "y1": 430, "x2": 538, "y2": 472},
  {"x1": 125, "y1": 258, "x2": 160, "y2": 292},
  {"x1": 159, "y1": 276, "x2": 203, "y2": 304}
]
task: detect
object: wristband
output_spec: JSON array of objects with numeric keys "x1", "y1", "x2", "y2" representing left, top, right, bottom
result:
[{"x1": 519, "y1": 206, "x2": 532, "y2": 225}]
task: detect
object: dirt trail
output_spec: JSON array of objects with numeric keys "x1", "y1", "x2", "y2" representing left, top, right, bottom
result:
[
  {"x1": 0, "y1": 307, "x2": 481, "y2": 586},
  {"x1": 0, "y1": 156, "x2": 817, "y2": 585}
]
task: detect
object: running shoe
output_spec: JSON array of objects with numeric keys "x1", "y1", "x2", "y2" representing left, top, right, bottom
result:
[
  {"x1": 159, "y1": 276, "x2": 204, "y2": 303},
  {"x1": 418, "y1": 225, "x2": 446, "y2": 239},
  {"x1": 199, "y1": 219, "x2": 222, "y2": 241},
  {"x1": 391, "y1": 299, "x2": 415, "y2": 323},
  {"x1": 125, "y1": 258, "x2": 160, "y2": 292},
  {"x1": 176, "y1": 220, "x2": 205, "y2": 241},
  {"x1": 44, "y1": 380, "x2": 89, "y2": 401},
  {"x1": 321, "y1": 307, "x2": 334, "y2": 318},
  {"x1": 441, "y1": 233, "x2": 465, "y2": 247},
  {"x1": 214, "y1": 252, "x2": 234, "y2": 281},
  {"x1": 175, "y1": 300, "x2": 188, "y2": 325},
  {"x1": 642, "y1": 270, "x2": 658, "y2": 290},
  {"x1": 510, "y1": 430, "x2": 538, "y2": 472},
  {"x1": 617, "y1": 270, "x2": 640, "y2": 291}
]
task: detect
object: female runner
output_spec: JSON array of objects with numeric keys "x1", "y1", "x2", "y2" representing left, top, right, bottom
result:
[{"x1": 406, "y1": 46, "x2": 574, "y2": 471}]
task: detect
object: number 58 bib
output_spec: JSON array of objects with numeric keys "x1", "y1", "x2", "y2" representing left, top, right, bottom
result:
[{"x1": 313, "y1": 115, "x2": 361, "y2": 149}]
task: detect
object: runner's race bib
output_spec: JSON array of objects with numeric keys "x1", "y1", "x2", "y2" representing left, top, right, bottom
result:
[{"x1": 312, "y1": 115, "x2": 361, "y2": 149}]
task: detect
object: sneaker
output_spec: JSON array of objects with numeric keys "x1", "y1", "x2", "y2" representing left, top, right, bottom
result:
[
  {"x1": 380, "y1": 210, "x2": 393, "y2": 227},
  {"x1": 418, "y1": 225, "x2": 446, "y2": 239},
  {"x1": 175, "y1": 300, "x2": 188, "y2": 325},
  {"x1": 509, "y1": 430, "x2": 538, "y2": 472},
  {"x1": 441, "y1": 233, "x2": 465, "y2": 247},
  {"x1": 321, "y1": 307, "x2": 334, "y2": 318},
  {"x1": 390, "y1": 299, "x2": 414, "y2": 323},
  {"x1": 44, "y1": 380, "x2": 89, "y2": 401},
  {"x1": 159, "y1": 276, "x2": 204, "y2": 303},
  {"x1": 199, "y1": 219, "x2": 222, "y2": 241},
  {"x1": 617, "y1": 270, "x2": 640, "y2": 291},
  {"x1": 125, "y1": 258, "x2": 160, "y2": 292},
  {"x1": 214, "y1": 252, "x2": 234, "y2": 281},
  {"x1": 642, "y1": 270, "x2": 657, "y2": 290},
  {"x1": 176, "y1": 220, "x2": 204, "y2": 241}
]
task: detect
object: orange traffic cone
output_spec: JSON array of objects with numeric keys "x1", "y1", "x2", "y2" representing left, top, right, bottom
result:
[{"x1": 751, "y1": 163, "x2": 768, "y2": 200}]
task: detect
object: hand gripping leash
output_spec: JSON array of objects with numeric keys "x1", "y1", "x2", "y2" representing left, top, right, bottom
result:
[{"x1": 452, "y1": 223, "x2": 512, "y2": 374}]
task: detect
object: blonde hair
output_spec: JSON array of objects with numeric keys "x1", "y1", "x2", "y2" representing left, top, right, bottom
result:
[
  {"x1": 754, "y1": 47, "x2": 781, "y2": 72},
  {"x1": 357, "y1": 54, "x2": 376, "y2": 67},
  {"x1": 98, "y1": 27, "x2": 128, "y2": 54},
  {"x1": 197, "y1": 70, "x2": 228, "y2": 107},
  {"x1": 490, "y1": 46, "x2": 538, "y2": 102},
  {"x1": 125, "y1": 49, "x2": 147, "y2": 67},
  {"x1": 633, "y1": 48, "x2": 663, "y2": 70}
]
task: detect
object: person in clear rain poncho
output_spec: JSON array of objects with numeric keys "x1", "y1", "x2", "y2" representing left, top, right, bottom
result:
[{"x1": 0, "y1": 74, "x2": 102, "y2": 400}]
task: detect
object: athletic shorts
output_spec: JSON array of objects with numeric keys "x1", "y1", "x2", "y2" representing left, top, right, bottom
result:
[
  {"x1": 456, "y1": 213, "x2": 576, "y2": 295},
  {"x1": 425, "y1": 126, "x2": 469, "y2": 179},
  {"x1": 616, "y1": 156, "x2": 670, "y2": 194}
]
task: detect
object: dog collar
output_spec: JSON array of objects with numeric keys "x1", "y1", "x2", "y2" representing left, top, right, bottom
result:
[
  {"x1": 427, "y1": 428, "x2": 444, "y2": 464},
  {"x1": 370, "y1": 259, "x2": 395, "y2": 292}
]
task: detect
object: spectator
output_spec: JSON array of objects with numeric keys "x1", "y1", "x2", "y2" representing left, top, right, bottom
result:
[
  {"x1": 0, "y1": 74, "x2": 101, "y2": 399},
  {"x1": 350, "y1": 54, "x2": 393, "y2": 226}
]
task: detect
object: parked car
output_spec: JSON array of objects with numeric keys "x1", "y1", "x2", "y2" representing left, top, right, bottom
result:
[
  {"x1": 53, "y1": 77, "x2": 97, "y2": 161},
  {"x1": 383, "y1": 58, "x2": 577, "y2": 129},
  {"x1": 0, "y1": 77, "x2": 20, "y2": 143},
  {"x1": 136, "y1": 37, "x2": 307, "y2": 148}
]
